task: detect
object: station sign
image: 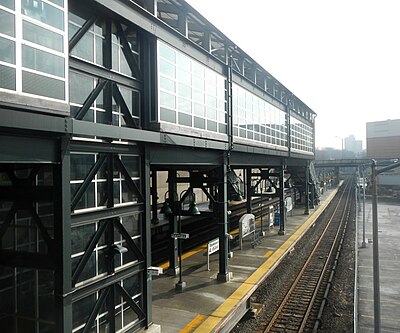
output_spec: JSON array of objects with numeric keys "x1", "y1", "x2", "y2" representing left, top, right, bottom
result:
[
  {"x1": 171, "y1": 233, "x2": 190, "y2": 239},
  {"x1": 208, "y1": 238, "x2": 219, "y2": 255}
]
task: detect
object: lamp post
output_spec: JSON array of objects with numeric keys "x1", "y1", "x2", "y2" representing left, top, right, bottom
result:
[
  {"x1": 175, "y1": 200, "x2": 185, "y2": 291},
  {"x1": 335, "y1": 135, "x2": 343, "y2": 159},
  {"x1": 361, "y1": 167, "x2": 367, "y2": 248},
  {"x1": 174, "y1": 188, "x2": 200, "y2": 292},
  {"x1": 371, "y1": 159, "x2": 400, "y2": 333}
]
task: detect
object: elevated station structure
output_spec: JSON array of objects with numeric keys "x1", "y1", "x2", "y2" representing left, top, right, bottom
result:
[{"x1": 0, "y1": 0, "x2": 316, "y2": 332}]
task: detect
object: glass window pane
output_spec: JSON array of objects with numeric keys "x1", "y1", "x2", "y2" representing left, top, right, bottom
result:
[
  {"x1": 192, "y1": 61, "x2": 204, "y2": 77},
  {"x1": 194, "y1": 116, "x2": 205, "y2": 129},
  {"x1": 176, "y1": 52, "x2": 190, "y2": 70},
  {"x1": 22, "y1": 45, "x2": 65, "y2": 77},
  {"x1": 160, "y1": 91, "x2": 175, "y2": 109},
  {"x1": 0, "y1": 36, "x2": 15, "y2": 64},
  {"x1": 178, "y1": 112, "x2": 191, "y2": 126},
  {"x1": 22, "y1": 0, "x2": 64, "y2": 30},
  {"x1": 0, "y1": 0, "x2": 15, "y2": 10},
  {"x1": 177, "y1": 68, "x2": 190, "y2": 85},
  {"x1": 177, "y1": 83, "x2": 191, "y2": 98},
  {"x1": 70, "y1": 154, "x2": 95, "y2": 180},
  {"x1": 22, "y1": 71, "x2": 65, "y2": 100},
  {"x1": 23, "y1": 20, "x2": 63, "y2": 52},
  {"x1": 69, "y1": 71, "x2": 94, "y2": 105},
  {"x1": 159, "y1": 42, "x2": 175, "y2": 62},
  {"x1": 159, "y1": 59, "x2": 175, "y2": 78},
  {"x1": 160, "y1": 76, "x2": 175, "y2": 92},
  {"x1": 177, "y1": 97, "x2": 191, "y2": 113},
  {"x1": 71, "y1": 31, "x2": 94, "y2": 62},
  {"x1": 0, "y1": 9, "x2": 15, "y2": 37},
  {"x1": 48, "y1": 0, "x2": 63, "y2": 7},
  {"x1": 160, "y1": 107, "x2": 176, "y2": 123},
  {"x1": 0, "y1": 64, "x2": 15, "y2": 90}
]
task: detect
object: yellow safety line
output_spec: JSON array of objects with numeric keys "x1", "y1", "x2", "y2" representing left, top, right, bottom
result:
[
  {"x1": 193, "y1": 189, "x2": 338, "y2": 332},
  {"x1": 159, "y1": 244, "x2": 207, "y2": 269},
  {"x1": 179, "y1": 314, "x2": 206, "y2": 333},
  {"x1": 263, "y1": 250, "x2": 273, "y2": 258}
]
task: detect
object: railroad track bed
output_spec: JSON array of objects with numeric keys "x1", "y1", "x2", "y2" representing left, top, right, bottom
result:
[{"x1": 232, "y1": 179, "x2": 356, "y2": 333}]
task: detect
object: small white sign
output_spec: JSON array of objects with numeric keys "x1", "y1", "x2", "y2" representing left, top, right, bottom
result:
[
  {"x1": 147, "y1": 266, "x2": 163, "y2": 276},
  {"x1": 171, "y1": 233, "x2": 190, "y2": 239},
  {"x1": 208, "y1": 238, "x2": 219, "y2": 255}
]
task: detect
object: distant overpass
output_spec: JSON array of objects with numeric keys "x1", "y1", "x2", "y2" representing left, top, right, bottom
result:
[
  {"x1": 314, "y1": 158, "x2": 399, "y2": 168},
  {"x1": 313, "y1": 159, "x2": 371, "y2": 168}
]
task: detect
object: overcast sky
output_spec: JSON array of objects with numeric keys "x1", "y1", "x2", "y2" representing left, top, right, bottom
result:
[{"x1": 185, "y1": 0, "x2": 400, "y2": 149}]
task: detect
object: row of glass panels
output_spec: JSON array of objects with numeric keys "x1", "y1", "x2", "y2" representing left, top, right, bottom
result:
[
  {"x1": 157, "y1": 40, "x2": 314, "y2": 153},
  {"x1": 0, "y1": 2, "x2": 313, "y2": 154}
]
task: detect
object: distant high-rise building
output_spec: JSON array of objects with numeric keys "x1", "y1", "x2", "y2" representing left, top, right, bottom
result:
[
  {"x1": 344, "y1": 135, "x2": 363, "y2": 155},
  {"x1": 366, "y1": 119, "x2": 400, "y2": 158}
]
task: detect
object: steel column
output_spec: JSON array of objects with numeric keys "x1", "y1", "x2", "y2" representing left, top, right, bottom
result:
[
  {"x1": 246, "y1": 168, "x2": 252, "y2": 214},
  {"x1": 217, "y1": 160, "x2": 230, "y2": 282},
  {"x1": 304, "y1": 161, "x2": 310, "y2": 215},
  {"x1": 167, "y1": 170, "x2": 179, "y2": 275},
  {"x1": 142, "y1": 148, "x2": 153, "y2": 326},
  {"x1": 151, "y1": 170, "x2": 159, "y2": 224},
  {"x1": 278, "y1": 162, "x2": 285, "y2": 235},
  {"x1": 54, "y1": 136, "x2": 72, "y2": 332}
]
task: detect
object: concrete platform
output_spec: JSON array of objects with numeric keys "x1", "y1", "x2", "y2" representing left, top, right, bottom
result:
[
  {"x1": 151, "y1": 188, "x2": 338, "y2": 333},
  {"x1": 357, "y1": 198, "x2": 400, "y2": 333}
]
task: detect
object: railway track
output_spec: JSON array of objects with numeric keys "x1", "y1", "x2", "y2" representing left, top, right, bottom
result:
[{"x1": 262, "y1": 179, "x2": 354, "y2": 333}]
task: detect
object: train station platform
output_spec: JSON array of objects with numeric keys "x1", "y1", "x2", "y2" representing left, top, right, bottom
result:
[
  {"x1": 149, "y1": 187, "x2": 339, "y2": 333},
  {"x1": 356, "y1": 198, "x2": 400, "y2": 333}
]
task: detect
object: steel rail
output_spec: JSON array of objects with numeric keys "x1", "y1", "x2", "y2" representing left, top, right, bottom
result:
[{"x1": 264, "y1": 179, "x2": 353, "y2": 332}]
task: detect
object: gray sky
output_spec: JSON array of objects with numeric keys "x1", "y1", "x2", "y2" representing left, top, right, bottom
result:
[{"x1": 186, "y1": 0, "x2": 400, "y2": 149}]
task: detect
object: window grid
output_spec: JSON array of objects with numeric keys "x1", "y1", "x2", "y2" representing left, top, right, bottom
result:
[
  {"x1": 290, "y1": 115, "x2": 314, "y2": 153},
  {"x1": 0, "y1": 0, "x2": 68, "y2": 101},
  {"x1": 233, "y1": 83, "x2": 287, "y2": 148},
  {"x1": 157, "y1": 40, "x2": 227, "y2": 135}
]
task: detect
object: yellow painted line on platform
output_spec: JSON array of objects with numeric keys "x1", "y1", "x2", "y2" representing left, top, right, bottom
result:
[
  {"x1": 180, "y1": 314, "x2": 206, "y2": 333},
  {"x1": 263, "y1": 250, "x2": 273, "y2": 258},
  {"x1": 193, "y1": 189, "x2": 339, "y2": 333},
  {"x1": 158, "y1": 244, "x2": 207, "y2": 270}
]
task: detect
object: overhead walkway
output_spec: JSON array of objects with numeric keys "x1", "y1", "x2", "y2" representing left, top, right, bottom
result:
[{"x1": 149, "y1": 187, "x2": 339, "y2": 333}]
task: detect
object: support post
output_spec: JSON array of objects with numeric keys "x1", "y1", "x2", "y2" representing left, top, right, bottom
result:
[
  {"x1": 304, "y1": 161, "x2": 310, "y2": 215},
  {"x1": 371, "y1": 160, "x2": 381, "y2": 333},
  {"x1": 217, "y1": 161, "x2": 230, "y2": 282},
  {"x1": 142, "y1": 148, "x2": 153, "y2": 325},
  {"x1": 278, "y1": 162, "x2": 285, "y2": 235},
  {"x1": 310, "y1": 182, "x2": 315, "y2": 209},
  {"x1": 151, "y1": 170, "x2": 159, "y2": 224},
  {"x1": 246, "y1": 167, "x2": 252, "y2": 214},
  {"x1": 362, "y1": 167, "x2": 366, "y2": 248},
  {"x1": 166, "y1": 170, "x2": 179, "y2": 276},
  {"x1": 54, "y1": 136, "x2": 72, "y2": 332}
]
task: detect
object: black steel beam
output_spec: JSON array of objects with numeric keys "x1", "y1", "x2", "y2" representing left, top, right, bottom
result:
[
  {"x1": 69, "y1": 57, "x2": 142, "y2": 91},
  {"x1": 70, "y1": 140, "x2": 139, "y2": 155},
  {"x1": 71, "y1": 261, "x2": 145, "y2": 302},
  {"x1": 71, "y1": 203, "x2": 144, "y2": 226},
  {"x1": 0, "y1": 108, "x2": 68, "y2": 134}
]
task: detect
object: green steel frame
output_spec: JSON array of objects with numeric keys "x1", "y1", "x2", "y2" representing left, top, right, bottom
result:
[{"x1": 0, "y1": 0, "x2": 316, "y2": 332}]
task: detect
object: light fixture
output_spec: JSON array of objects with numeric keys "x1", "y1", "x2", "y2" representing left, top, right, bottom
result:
[
  {"x1": 186, "y1": 190, "x2": 200, "y2": 216},
  {"x1": 232, "y1": 193, "x2": 244, "y2": 201},
  {"x1": 160, "y1": 191, "x2": 173, "y2": 217}
]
